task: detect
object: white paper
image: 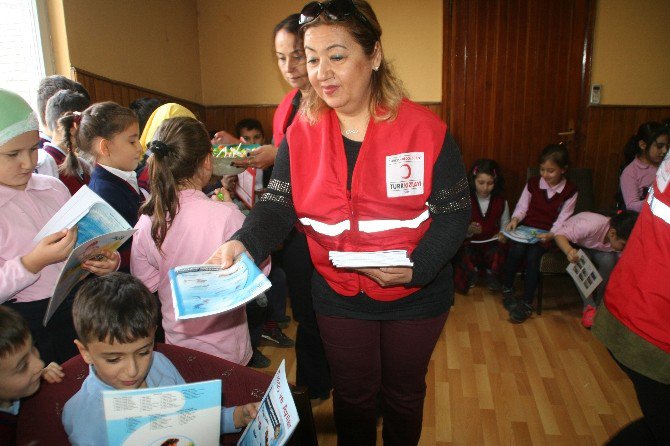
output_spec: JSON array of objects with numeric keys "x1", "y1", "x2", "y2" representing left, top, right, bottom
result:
[
  {"x1": 329, "y1": 250, "x2": 414, "y2": 268},
  {"x1": 237, "y1": 360, "x2": 299, "y2": 446},
  {"x1": 502, "y1": 225, "x2": 548, "y2": 244},
  {"x1": 103, "y1": 380, "x2": 221, "y2": 446},
  {"x1": 566, "y1": 249, "x2": 603, "y2": 299},
  {"x1": 469, "y1": 235, "x2": 499, "y2": 244}
]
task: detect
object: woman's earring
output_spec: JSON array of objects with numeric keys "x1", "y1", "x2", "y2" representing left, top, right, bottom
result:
[{"x1": 373, "y1": 66, "x2": 379, "y2": 72}]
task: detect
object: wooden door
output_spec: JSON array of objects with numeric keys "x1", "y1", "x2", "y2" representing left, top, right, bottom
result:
[{"x1": 442, "y1": 0, "x2": 596, "y2": 204}]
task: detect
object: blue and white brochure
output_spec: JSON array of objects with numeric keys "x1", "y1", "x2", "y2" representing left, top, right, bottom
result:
[
  {"x1": 502, "y1": 225, "x2": 549, "y2": 244},
  {"x1": 169, "y1": 253, "x2": 272, "y2": 320},
  {"x1": 238, "y1": 360, "x2": 299, "y2": 446},
  {"x1": 103, "y1": 379, "x2": 221, "y2": 446}
]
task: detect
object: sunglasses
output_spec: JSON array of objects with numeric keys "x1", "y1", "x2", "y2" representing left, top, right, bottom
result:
[{"x1": 299, "y1": 0, "x2": 375, "y2": 35}]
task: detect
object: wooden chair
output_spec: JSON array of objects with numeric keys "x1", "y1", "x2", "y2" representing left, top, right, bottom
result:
[
  {"x1": 17, "y1": 343, "x2": 317, "y2": 445},
  {"x1": 526, "y1": 167, "x2": 595, "y2": 313}
]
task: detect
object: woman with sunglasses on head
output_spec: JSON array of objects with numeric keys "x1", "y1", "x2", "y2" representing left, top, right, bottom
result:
[{"x1": 207, "y1": 1, "x2": 470, "y2": 444}]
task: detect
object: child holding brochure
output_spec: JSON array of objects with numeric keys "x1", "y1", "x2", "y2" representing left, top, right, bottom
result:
[
  {"x1": 62, "y1": 273, "x2": 259, "y2": 446},
  {"x1": 62, "y1": 102, "x2": 144, "y2": 272},
  {"x1": 554, "y1": 210, "x2": 638, "y2": 328},
  {"x1": 501, "y1": 144, "x2": 578, "y2": 323},
  {"x1": 454, "y1": 159, "x2": 509, "y2": 293},
  {"x1": 0, "y1": 89, "x2": 118, "y2": 364},
  {"x1": 131, "y1": 117, "x2": 269, "y2": 365}
]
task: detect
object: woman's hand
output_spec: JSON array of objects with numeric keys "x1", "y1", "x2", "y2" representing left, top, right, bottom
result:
[
  {"x1": 205, "y1": 240, "x2": 249, "y2": 268},
  {"x1": 356, "y1": 267, "x2": 413, "y2": 287},
  {"x1": 233, "y1": 402, "x2": 260, "y2": 428},
  {"x1": 82, "y1": 250, "x2": 120, "y2": 276},
  {"x1": 42, "y1": 362, "x2": 64, "y2": 384},
  {"x1": 249, "y1": 145, "x2": 279, "y2": 170},
  {"x1": 505, "y1": 217, "x2": 519, "y2": 231},
  {"x1": 21, "y1": 227, "x2": 77, "y2": 274}
]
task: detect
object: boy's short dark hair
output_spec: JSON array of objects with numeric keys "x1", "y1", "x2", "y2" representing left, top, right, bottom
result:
[
  {"x1": 37, "y1": 75, "x2": 90, "y2": 126},
  {"x1": 234, "y1": 118, "x2": 264, "y2": 139},
  {"x1": 0, "y1": 306, "x2": 31, "y2": 359},
  {"x1": 45, "y1": 89, "x2": 91, "y2": 132},
  {"x1": 73, "y1": 273, "x2": 158, "y2": 345},
  {"x1": 610, "y1": 210, "x2": 639, "y2": 240},
  {"x1": 129, "y1": 97, "x2": 163, "y2": 135}
]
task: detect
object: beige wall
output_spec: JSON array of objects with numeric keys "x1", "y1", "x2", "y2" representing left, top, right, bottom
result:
[
  {"x1": 591, "y1": 0, "x2": 670, "y2": 105},
  {"x1": 59, "y1": 0, "x2": 203, "y2": 103},
  {"x1": 196, "y1": 0, "x2": 443, "y2": 105}
]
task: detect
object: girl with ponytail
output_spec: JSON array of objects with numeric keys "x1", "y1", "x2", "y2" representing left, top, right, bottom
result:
[{"x1": 131, "y1": 117, "x2": 268, "y2": 365}]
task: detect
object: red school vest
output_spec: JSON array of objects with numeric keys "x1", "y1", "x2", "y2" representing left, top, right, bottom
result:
[
  {"x1": 522, "y1": 177, "x2": 577, "y2": 230},
  {"x1": 272, "y1": 89, "x2": 300, "y2": 147},
  {"x1": 42, "y1": 143, "x2": 90, "y2": 195},
  {"x1": 470, "y1": 193, "x2": 505, "y2": 241},
  {"x1": 605, "y1": 157, "x2": 670, "y2": 353},
  {"x1": 287, "y1": 99, "x2": 447, "y2": 301}
]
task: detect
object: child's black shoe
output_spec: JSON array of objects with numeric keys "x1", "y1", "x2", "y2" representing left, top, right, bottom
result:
[{"x1": 509, "y1": 302, "x2": 533, "y2": 323}]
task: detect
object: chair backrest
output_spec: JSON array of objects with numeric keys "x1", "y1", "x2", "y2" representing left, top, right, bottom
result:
[
  {"x1": 16, "y1": 344, "x2": 315, "y2": 445},
  {"x1": 526, "y1": 167, "x2": 594, "y2": 213}
]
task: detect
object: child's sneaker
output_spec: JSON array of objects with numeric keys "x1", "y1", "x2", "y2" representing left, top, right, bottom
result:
[
  {"x1": 581, "y1": 305, "x2": 597, "y2": 328},
  {"x1": 502, "y1": 287, "x2": 518, "y2": 310},
  {"x1": 509, "y1": 302, "x2": 533, "y2": 323}
]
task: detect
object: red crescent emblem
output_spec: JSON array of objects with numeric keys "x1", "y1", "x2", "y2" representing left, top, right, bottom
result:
[{"x1": 401, "y1": 163, "x2": 412, "y2": 179}]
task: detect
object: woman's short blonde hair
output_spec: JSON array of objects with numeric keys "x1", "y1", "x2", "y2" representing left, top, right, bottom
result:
[{"x1": 300, "y1": 0, "x2": 405, "y2": 124}]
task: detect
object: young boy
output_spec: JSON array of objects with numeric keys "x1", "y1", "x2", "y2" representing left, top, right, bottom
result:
[
  {"x1": 554, "y1": 210, "x2": 638, "y2": 328},
  {"x1": 0, "y1": 306, "x2": 64, "y2": 445},
  {"x1": 62, "y1": 273, "x2": 258, "y2": 446}
]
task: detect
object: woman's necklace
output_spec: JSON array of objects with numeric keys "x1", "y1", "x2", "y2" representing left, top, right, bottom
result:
[{"x1": 343, "y1": 128, "x2": 359, "y2": 135}]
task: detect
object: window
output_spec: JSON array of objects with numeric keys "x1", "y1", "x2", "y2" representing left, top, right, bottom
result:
[{"x1": 0, "y1": 0, "x2": 53, "y2": 110}]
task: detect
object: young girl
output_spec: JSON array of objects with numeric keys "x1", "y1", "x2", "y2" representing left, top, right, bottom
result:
[
  {"x1": 619, "y1": 121, "x2": 668, "y2": 212},
  {"x1": 131, "y1": 117, "x2": 268, "y2": 365},
  {"x1": 43, "y1": 89, "x2": 92, "y2": 195},
  {"x1": 454, "y1": 159, "x2": 509, "y2": 293},
  {"x1": 62, "y1": 102, "x2": 143, "y2": 272},
  {"x1": 502, "y1": 144, "x2": 578, "y2": 323},
  {"x1": 0, "y1": 89, "x2": 117, "y2": 364},
  {"x1": 554, "y1": 210, "x2": 638, "y2": 328}
]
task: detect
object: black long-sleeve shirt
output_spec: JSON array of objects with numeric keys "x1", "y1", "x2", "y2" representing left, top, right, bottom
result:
[{"x1": 232, "y1": 131, "x2": 470, "y2": 320}]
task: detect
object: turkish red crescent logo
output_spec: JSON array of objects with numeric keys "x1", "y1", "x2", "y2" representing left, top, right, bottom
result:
[{"x1": 401, "y1": 163, "x2": 412, "y2": 179}]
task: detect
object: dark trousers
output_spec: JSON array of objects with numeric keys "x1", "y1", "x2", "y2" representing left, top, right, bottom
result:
[
  {"x1": 502, "y1": 240, "x2": 548, "y2": 304},
  {"x1": 317, "y1": 312, "x2": 448, "y2": 446},
  {"x1": 279, "y1": 229, "x2": 332, "y2": 397},
  {"x1": 266, "y1": 265, "x2": 287, "y2": 322},
  {"x1": 606, "y1": 356, "x2": 670, "y2": 445},
  {"x1": 245, "y1": 299, "x2": 266, "y2": 349},
  {"x1": 4, "y1": 296, "x2": 78, "y2": 365}
]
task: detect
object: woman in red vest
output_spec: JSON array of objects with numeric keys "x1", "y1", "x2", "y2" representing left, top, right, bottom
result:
[
  {"x1": 208, "y1": 1, "x2": 470, "y2": 444},
  {"x1": 592, "y1": 155, "x2": 670, "y2": 443}
]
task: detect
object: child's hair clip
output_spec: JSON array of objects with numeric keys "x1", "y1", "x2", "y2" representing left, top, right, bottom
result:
[{"x1": 73, "y1": 111, "x2": 82, "y2": 124}]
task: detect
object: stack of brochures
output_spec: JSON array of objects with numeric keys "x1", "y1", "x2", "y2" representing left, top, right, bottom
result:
[{"x1": 329, "y1": 250, "x2": 414, "y2": 268}]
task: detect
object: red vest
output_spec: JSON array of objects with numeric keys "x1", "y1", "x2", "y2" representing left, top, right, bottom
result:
[
  {"x1": 272, "y1": 89, "x2": 300, "y2": 147},
  {"x1": 43, "y1": 143, "x2": 90, "y2": 195},
  {"x1": 470, "y1": 194, "x2": 505, "y2": 241},
  {"x1": 287, "y1": 99, "x2": 447, "y2": 301},
  {"x1": 605, "y1": 156, "x2": 670, "y2": 353},
  {"x1": 522, "y1": 177, "x2": 577, "y2": 230}
]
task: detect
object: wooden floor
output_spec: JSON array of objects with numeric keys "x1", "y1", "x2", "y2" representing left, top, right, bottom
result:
[{"x1": 259, "y1": 276, "x2": 641, "y2": 445}]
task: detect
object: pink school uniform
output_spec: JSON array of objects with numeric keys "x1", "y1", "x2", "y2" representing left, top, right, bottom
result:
[
  {"x1": 0, "y1": 174, "x2": 70, "y2": 304},
  {"x1": 554, "y1": 212, "x2": 614, "y2": 252},
  {"x1": 619, "y1": 157, "x2": 657, "y2": 212},
  {"x1": 131, "y1": 189, "x2": 265, "y2": 365}
]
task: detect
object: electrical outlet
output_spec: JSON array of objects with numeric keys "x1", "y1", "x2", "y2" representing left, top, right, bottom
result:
[{"x1": 590, "y1": 84, "x2": 602, "y2": 104}]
